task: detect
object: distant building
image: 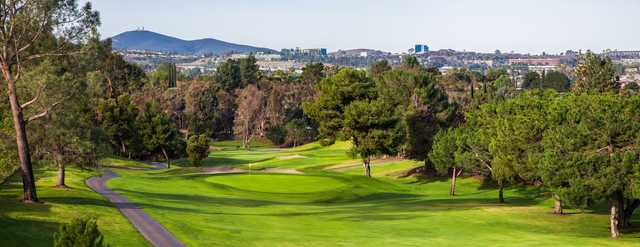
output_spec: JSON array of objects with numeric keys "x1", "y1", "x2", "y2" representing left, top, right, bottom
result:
[
  {"x1": 414, "y1": 44, "x2": 429, "y2": 54},
  {"x1": 281, "y1": 47, "x2": 328, "y2": 58},
  {"x1": 602, "y1": 50, "x2": 640, "y2": 59},
  {"x1": 320, "y1": 48, "x2": 328, "y2": 56},
  {"x1": 507, "y1": 58, "x2": 562, "y2": 66},
  {"x1": 528, "y1": 65, "x2": 561, "y2": 74}
]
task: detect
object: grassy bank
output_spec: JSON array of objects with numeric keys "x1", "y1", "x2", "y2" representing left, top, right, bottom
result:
[{"x1": 0, "y1": 167, "x2": 148, "y2": 246}]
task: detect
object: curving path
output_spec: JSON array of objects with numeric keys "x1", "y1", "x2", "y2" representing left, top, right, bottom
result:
[{"x1": 86, "y1": 162, "x2": 185, "y2": 247}]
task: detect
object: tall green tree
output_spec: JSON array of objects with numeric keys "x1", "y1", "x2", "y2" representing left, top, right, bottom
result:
[
  {"x1": 430, "y1": 91, "x2": 555, "y2": 202},
  {"x1": 541, "y1": 71, "x2": 571, "y2": 92},
  {"x1": 522, "y1": 71, "x2": 541, "y2": 89},
  {"x1": 430, "y1": 128, "x2": 469, "y2": 196},
  {"x1": 572, "y1": 52, "x2": 619, "y2": 94},
  {"x1": 26, "y1": 57, "x2": 103, "y2": 188},
  {"x1": 239, "y1": 54, "x2": 259, "y2": 86},
  {"x1": 0, "y1": 0, "x2": 99, "y2": 202},
  {"x1": 402, "y1": 56, "x2": 420, "y2": 69},
  {"x1": 343, "y1": 100, "x2": 401, "y2": 177},
  {"x1": 215, "y1": 59, "x2": 242, "y2": 91},
  {"x1": 138, "y1": 102, "x2": 182, "y2": 168},
  {"x1": 303, "y1": 68, "x2": 374, "y2": 145},
  {"x1": 369, "y1": 60, "x2": 391, "y2": 76},
  {"x1": 541, "y1": 94, "x2": 640, "y2": 238},
  {"x1": 374, "y1": 69, "x2": 455, "y2": 171},
  {"x1": 94, "y1": 43, "x2": 146, "y2": 98},
  {"x1": 301, "y1": 63, "x2": 325, "y2": 84},
  {"x1": 97, "y1": 95, "x2": 140, "y2": 158}
]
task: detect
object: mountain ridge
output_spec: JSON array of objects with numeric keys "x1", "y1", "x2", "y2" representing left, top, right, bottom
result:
[{"x1": 111, "y1": 30, "x2": 276, "y2": 55}]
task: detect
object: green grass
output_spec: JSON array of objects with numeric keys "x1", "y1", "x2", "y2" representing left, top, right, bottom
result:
[
  {"x1": 104, "y1": 142, "x2": 640, "y2": 247},
  {"x1": 211, "y1": 139, "x2": 275, "y2": 150},
  {"x1": 0, "y1": 167, "x2": 148, "y2": 247},
  {"x1": 101, "y1": 156, "x2": 157, "y2": 169}
]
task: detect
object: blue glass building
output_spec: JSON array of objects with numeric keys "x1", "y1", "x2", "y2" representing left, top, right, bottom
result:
[{"x1": 415, "y1": 44, "x2": 429, "y2": 54}]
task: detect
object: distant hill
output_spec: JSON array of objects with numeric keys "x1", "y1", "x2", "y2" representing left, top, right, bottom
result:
[{"x1": 110, "y1": 30, "x2": 276, "y2": 55}]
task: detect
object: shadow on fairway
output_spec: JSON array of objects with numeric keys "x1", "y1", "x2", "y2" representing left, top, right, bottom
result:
[{"x1": 0, "y1": 218, "x2": 60, "y2": 246}]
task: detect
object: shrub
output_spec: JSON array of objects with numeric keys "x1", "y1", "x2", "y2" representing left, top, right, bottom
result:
[
  {"x1": 53, "y1": 217, "x2": 107, "y2": 247},
  {"x1": 187, "y1": 134, "x2": 209, "y2": 166},
  {"x1": 266, "y1": 126, "x2": 286, "y2": 146}
]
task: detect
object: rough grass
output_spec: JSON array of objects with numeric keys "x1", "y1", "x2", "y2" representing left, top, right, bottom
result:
[
  {"x1": 0, "y1": 167, "x2": 148, "y2": 247},
  {"x1": 104, "y1": 142, "x2": 640, "y2": 247},
  {"x1": 101, "y1": 156, "x2": 157, "y2": 169}
]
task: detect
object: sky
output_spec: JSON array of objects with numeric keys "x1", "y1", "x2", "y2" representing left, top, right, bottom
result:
[{"x1": 81, "y1": 0, "x2": 640, "y2": 54}]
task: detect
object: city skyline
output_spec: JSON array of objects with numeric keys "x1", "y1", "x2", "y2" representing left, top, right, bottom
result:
[{"x1": 85, "y1": 0, "x2": 640, "y2": 54}]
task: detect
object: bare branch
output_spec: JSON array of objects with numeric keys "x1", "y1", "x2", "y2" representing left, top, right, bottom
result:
[
  {"x1": 21, "y1": 83, "x2": 46, "y2": 109},
  {"x1": 27, "y1": 101, "x2": 61, "y2": 122}
]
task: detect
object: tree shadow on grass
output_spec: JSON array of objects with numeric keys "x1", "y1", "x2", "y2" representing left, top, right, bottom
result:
[
  {"x1": 0, "y1": 218, "x2": 59, "y2": 246},
  {"x1": 44, "y1": 196, "x2": 117, "y2": 209},
  {"x1": 407, "y1": 175, "x2": 449, "y2": 184},
  {"x1": 174, "y1": 157, "x2": 276, "y2": 168}
]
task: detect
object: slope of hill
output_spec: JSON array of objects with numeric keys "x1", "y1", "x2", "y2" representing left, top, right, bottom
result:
[{"x1": 111, "y1": 30, "x2": 275, "y2": 55}]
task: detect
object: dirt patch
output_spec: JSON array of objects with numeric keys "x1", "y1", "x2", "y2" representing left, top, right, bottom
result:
[
  {"x1": 202, "y1": 166, "x2": 248, "y2": 175},
  {"x1": 201, "y1": 166, "x2": 303, "y2": 175},
  {"x1": 325, "y1": 158, "x2": 404, "y2": 171},
  {"x1": 276, "y1": 155, "x2": 307, "y2": 160},
  {"x1": 261, "y1": 168, "x2": 303, "y2": 174}
]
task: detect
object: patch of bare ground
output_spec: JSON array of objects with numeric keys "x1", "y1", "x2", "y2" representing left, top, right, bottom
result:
[{"x1": 201, "y1": 166, "x2": 303, "y2": 175}]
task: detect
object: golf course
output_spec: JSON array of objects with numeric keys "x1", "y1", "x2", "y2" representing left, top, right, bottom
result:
[{"x1": 1, "y1": 141, "x2": 638, "y2": 246}]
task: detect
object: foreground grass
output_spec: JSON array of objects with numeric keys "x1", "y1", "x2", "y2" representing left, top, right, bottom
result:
[
  {"x1": 0, "y1": 167, "x2": 148, "y2": 247},
  {"x1": 106, "y1": 142, "x2": 640, "y2": 247}
]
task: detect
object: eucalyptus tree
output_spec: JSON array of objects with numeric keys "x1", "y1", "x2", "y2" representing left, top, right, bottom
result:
[
  {"x1": 26, "y1": 55, "x2": 102, "y2": 188},
  {"x1": 0, "y1": 0, "x2": 99, "y2": 202}
]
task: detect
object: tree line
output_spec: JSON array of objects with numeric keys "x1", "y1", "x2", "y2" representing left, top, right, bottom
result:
[
  {"x1": 429, "y1": 53, "x2": 639, "y2": 238},
  {"x1": 305, "y1": 53, "x2": 640, "y2": 238}
]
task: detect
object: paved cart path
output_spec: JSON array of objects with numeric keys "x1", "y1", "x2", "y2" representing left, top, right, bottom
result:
[{"x1": 86, "y1": 162, "x2": 185, "y2": 247}]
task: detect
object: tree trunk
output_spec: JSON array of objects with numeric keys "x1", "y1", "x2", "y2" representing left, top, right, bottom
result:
[
  {"x1": 4, "y1": 67, "x2": 38, "y2": 203},
  {"x1": 498, "y1": 184, "x2": 505, "y2": 203},
  {"x1": 450, "y1": 167, "x2": 458, "y2": 196},
  {"x1": 105, "y1": 75, "x2": 114, "y2": 98},
  {"x1": 120, "y1": 141, "x2": 127, "y2": 155},
  {"x1": 611, "y1": 200, "x2": 621, "y2": 238},
  {"x1": 161, "y1": 147, "x2": 170, "y2": 169},
  {"x1": 553, "y1": 193, "x2": 563, "y2": 215},
  {"x1": 363, "y1": 157, "x2": 371, "y2": 177},
  {"x1": 423, "y1": 159, "x2": 437, "y2": 176},
  {"x1": 56, "y1": 161, "x2": 66, "y2": 188}
]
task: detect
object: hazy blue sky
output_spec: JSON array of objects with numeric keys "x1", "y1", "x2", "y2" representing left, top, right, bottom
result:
[{"x1": 83, "y1": 0, "x2": 640, "y2": 54}]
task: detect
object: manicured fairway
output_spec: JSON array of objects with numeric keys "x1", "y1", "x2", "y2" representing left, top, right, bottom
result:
[
  {"x1": 106, "y1": 142, "x2": 640, "y2": 247},
  {"x1": 0, "y1": 168, "x2": 148, "y2": 247}
]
